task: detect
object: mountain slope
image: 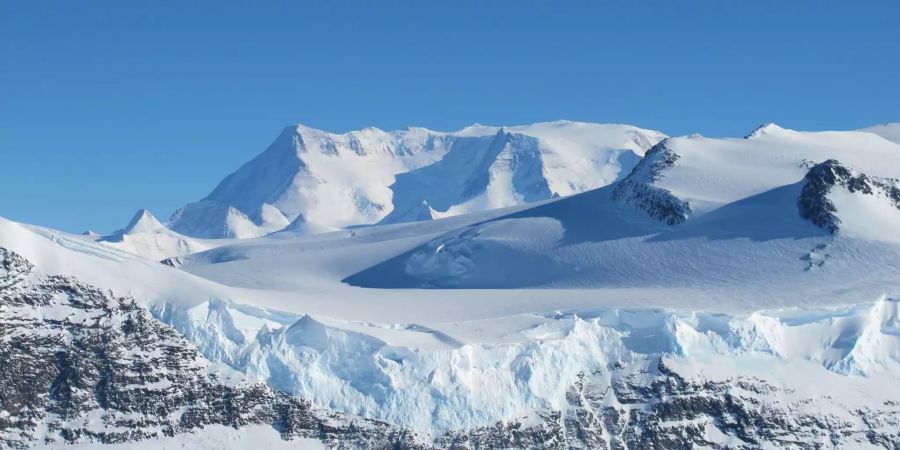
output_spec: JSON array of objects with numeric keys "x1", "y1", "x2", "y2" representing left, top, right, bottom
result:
[
  {"x1": 346, "y1": 124, "x2": 900, "y2": 291},
  {"x1": 861, "y1": 122, "x2": 900, "y2": 144},
  {"x1": 168, "y1": 121, "x2": 665, "y2": 238},
  {"x1": 4, "y1": 243, "x2": 900, "y2": 448},
  {"x1": 381, "y1": 121, "x2": 661, "y2": 224},
  {"x1": 0, "y1": 248, "x2": 423, "y2": 449},
  {"x1": 95, "y1": 209, "x2": 228, "y2": 261}
]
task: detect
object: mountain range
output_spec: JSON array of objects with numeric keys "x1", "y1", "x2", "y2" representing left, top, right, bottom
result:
[{"x1": 3, "y1": 120, "x2": 900, "y2": 449}]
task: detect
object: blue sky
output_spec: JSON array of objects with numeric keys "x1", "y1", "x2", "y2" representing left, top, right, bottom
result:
[{"x1": 2, "y1": 1, "x2": 898, "y2": 233}]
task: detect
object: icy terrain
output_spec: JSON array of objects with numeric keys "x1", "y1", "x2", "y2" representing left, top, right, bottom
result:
[
  {"x1": 167, "y1": 121, "x2": 665, "y2": 238},
  {"x1": 91, "y1": 209, "x2": 232, "y2": 262},
  {"x1": 2, "y1": 122, "x2": 900, "y2": 448}
]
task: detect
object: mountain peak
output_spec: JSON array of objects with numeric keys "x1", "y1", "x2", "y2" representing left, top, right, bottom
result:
[
  {"x1": 123, "y1": 209, "x2": 164, "y2": 234},
  {"x1": 170, "y1": 121, "x2": 668, "y2": 238},
  {"x1": 745, "y1": 122, "x2": 786, "y2": 139}
]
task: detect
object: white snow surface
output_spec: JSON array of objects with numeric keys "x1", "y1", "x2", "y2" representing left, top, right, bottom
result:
[
  {"x1": 95, "y1": 209, "x2": 232, "y2": 261},
  {"x1": 167, "y1": 121, "x2": 665, "y2": 238},
  {"x1": 860, "y1": 122, "x2": 900, "y2": 144},
  {"x1": 652, "y1": 123, "x2": 900, "y2": 219},
  {"x1": 3, "y1": 122, "x2": 900, "y2": 437}
]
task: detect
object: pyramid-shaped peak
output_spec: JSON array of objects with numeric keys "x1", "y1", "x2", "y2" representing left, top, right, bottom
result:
[
  {"x1": 123, "y1": 209, "x2": 165, "y2": 234},
  {"x1": 745, "y1": 122, "x2": 787, "y2": 139}
]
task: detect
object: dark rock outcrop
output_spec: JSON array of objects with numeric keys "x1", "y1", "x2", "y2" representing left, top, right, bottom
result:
[
  {"x1": 438, "y1": 359, "x2": 900, "y2": 449},
  {"x1": 3, "y1": 247, "x2": 899, "y2": 449},
  {"x1": 0, "y1": 248, "x2": 423, "y2": 449},
  {"x1": 612, "y1": 140, "x2": 692, "y2": 225},
  {"x1": 799, "y1": 159, "x2": 900, "y2": 233}
]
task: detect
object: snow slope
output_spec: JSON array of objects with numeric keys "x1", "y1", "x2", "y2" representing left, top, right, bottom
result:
[
  {"x1": 345, "y1": 125, "x2": 900, "y2": 294},
  {"x1": 861, "y1": 122, "x2": 900, "y2": 144},
  {"x1": 168, "y1": 121, "x2": 665, "y2": 237},
  {"x1": 4, "y1": 213, "x2": 900, "y2": 439},
  {"x1": 381, "y1": 121, "x2": 663, "y2": 223},
  {"x1": 95, "y1": 209, "x2": 230, "y2": 261},
  {"x1": 629, "y1": 123, "x2": 900, "y2": 220}
]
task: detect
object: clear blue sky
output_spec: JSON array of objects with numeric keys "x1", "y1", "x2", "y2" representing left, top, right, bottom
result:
[{"x1": 2, "y1": 1, "x2": 898, "y2": 233}]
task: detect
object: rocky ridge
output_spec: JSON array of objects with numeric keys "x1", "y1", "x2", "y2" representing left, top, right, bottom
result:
[
  {"x1": 0, "y1": 248, "x2": 421, "y2": 449},
  {"x1": 799, "y1": 159, "x2": 900, "y2": 233},
  {"x1": 611, "y1": 140, "x2": 692, "y2": 225},
  {"x1": 3, "y1": 247, "x2": 900, "y2": 449}
]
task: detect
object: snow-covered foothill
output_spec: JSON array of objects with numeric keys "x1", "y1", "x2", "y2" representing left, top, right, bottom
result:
[{"x1": 96, "y1": 209, "x2": 231, "y2": 261}]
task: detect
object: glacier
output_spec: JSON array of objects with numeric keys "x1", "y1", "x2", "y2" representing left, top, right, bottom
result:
[
  {"x1": 3, "y1": 121, "x2": 900, "y2": 448},
  {"x1": 153, "y1": 295, "x2": 900, "y2": 434}
]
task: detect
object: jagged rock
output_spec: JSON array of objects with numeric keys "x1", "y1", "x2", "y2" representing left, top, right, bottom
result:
[
  {"x1": 799, "y1": 159, "x2": 900, "y2": 233},
  {"x1": 4, "y1": 247, "x2": 900, "y2": 448},
  {"x1": 612, "y1": 140, "x2": 692, "y2": 225},
  {"x1": 437, "y1": 359, "x2": 900, "y2": 449},
  {"x1": 0, "y1": 248, "x2": 424, "y2": 449},
  {"x1": 160, "y1": 256, "x2": 185, "y2": 268}
]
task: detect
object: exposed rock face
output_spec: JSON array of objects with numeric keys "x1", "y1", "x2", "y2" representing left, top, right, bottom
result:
[
  {"x1": 438, "y1": 359, "x2": 900, "y2": 449},
  {"x1": 160, "y1": 255, "x2": 185, "y2": 268},
  {"x1": 3, "y1": 247, "x2": 900, "y2": 449},
  {"x1": 612, "y1": 140, "x2": 691, "y2": 225},
  {"x1": 0, "y1": 248, "x2": 422, "y2": 449},
  {"x1": 799, "y1": 159, "x2": 900, "y2": 233}
]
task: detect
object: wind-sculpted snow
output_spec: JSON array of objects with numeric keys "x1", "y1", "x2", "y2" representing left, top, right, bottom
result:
[{"x1": 401, "y1": 217, "x2": 569, "y2": 288}]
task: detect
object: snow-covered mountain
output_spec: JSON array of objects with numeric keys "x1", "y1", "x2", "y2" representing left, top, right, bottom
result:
[
  {"x1": 345, "y1": 123, "x2": 900, "y2": 290},
  {"x1": 168, "y1": 121, "x2": 666, "y2": 238},
  {"x1": 4, "y1": 121, "x2": 900, "y2": 448},
  {"x1": 93, "y1": 209, "x2": 229, "y2": 262}
]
